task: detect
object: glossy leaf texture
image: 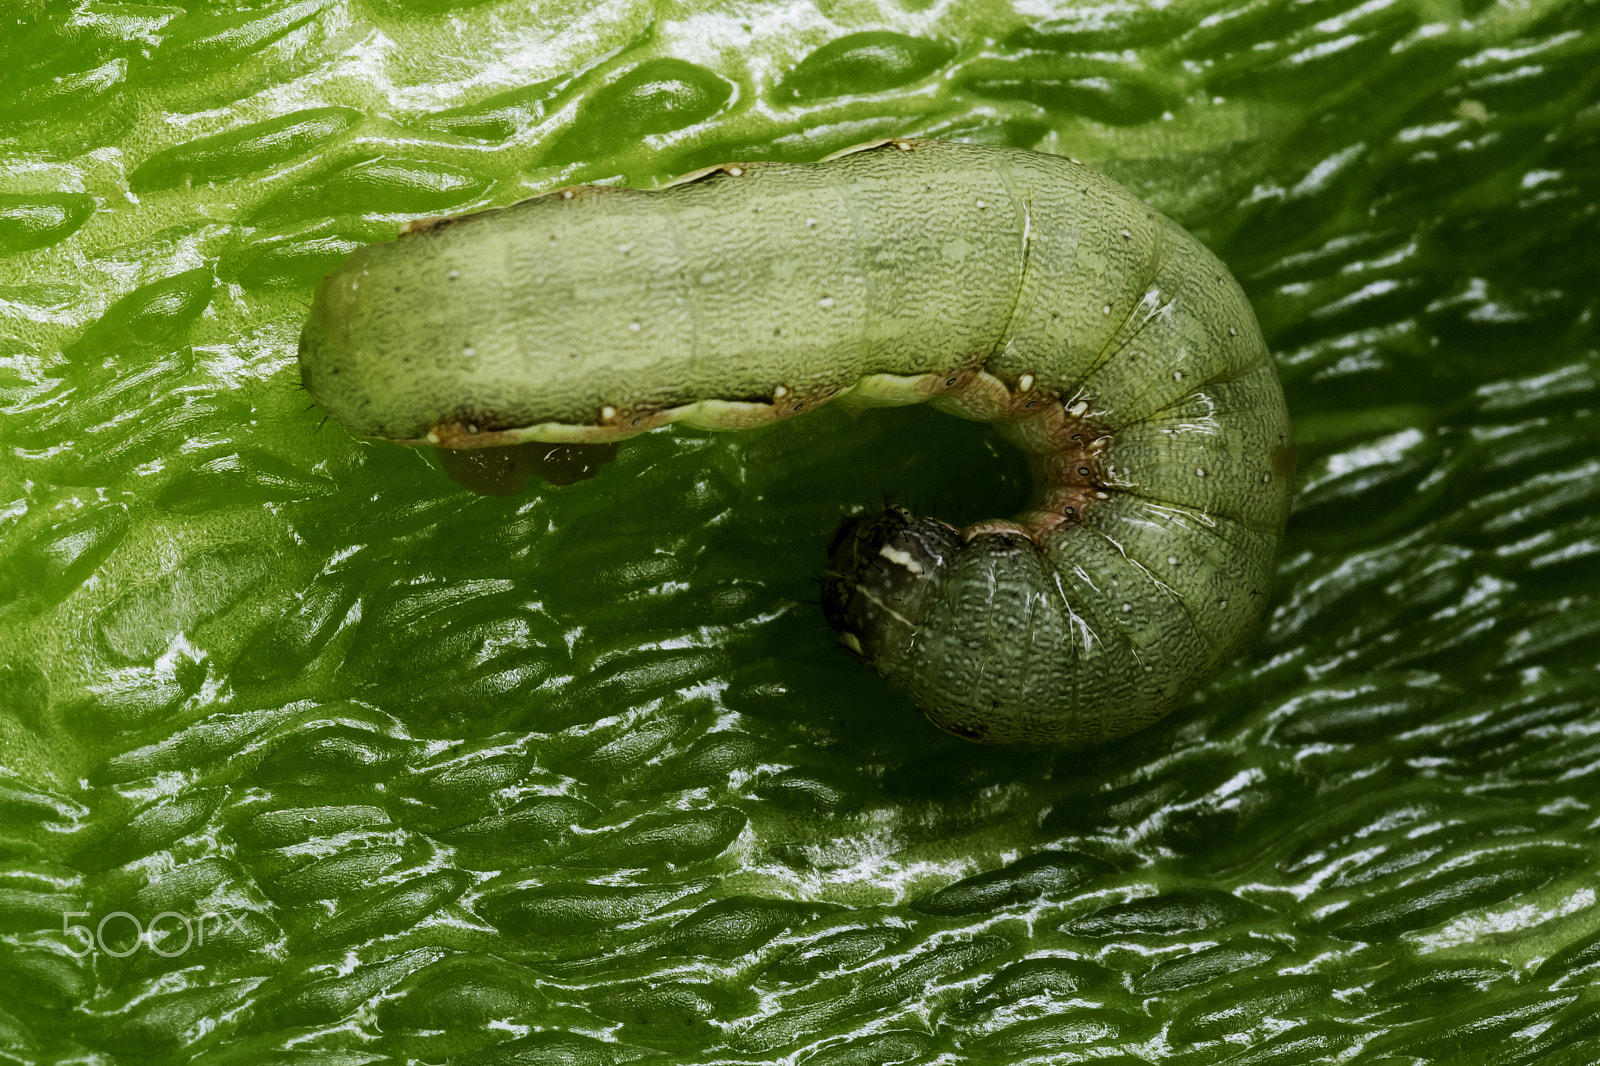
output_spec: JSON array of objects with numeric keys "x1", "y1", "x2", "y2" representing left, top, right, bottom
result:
[{"x1": 1, "y1": 0, "x2": 1598, "y2": 1064}]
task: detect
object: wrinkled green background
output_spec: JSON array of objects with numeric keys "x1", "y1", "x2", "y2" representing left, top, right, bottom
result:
[{"x1": 2, "y1": 0, "x2": 1599, "y2": 1063}]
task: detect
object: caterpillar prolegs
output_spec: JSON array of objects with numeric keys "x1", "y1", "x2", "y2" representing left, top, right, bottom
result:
[{"x1": 298, "y1": 139, "x2": 1294, "y2": 745}]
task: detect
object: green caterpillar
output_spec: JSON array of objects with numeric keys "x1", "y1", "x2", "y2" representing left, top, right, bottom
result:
[{"x1": 299, "y1": 139, "x2": 1294, "y2": 745}]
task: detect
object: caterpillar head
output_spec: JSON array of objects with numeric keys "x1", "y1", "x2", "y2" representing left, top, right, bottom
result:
[
  {"x1": 822, "y1": 508, "x2": 1080, "y2": 744},
  {"x1": 821, "y1": 505, "x2": 960, "y2": 667}
]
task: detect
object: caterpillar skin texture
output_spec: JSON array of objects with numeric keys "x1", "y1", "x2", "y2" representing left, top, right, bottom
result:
[{"x1": 299, "y1": 139, "x2": 1294, "y2": 745}]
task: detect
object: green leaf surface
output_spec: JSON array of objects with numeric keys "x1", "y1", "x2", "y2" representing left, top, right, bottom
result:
[{"x1": 2, "y1": 0, "x2": 1599, "y2": 1063}]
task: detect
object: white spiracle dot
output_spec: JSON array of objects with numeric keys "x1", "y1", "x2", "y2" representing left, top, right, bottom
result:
[
  {"x1": 629, "y1": 320, "x2": 641, "y2": 332},
  {"x1": 1173, "y1": 370, "x2": 1184, "y2": 381},
  {"x1": 1122, "y1": 602, "x2": 1132, "y2": 612},
  {"x1": 1102, "y1": 304, "x2": 1112, "y2": 315},
  {"x1": 1261, "y1": 472, "x2": 1272, "y2": 483},
  {"x1": 975, "y1": 198, "x2": 987, "y2": 208},
  {"x1": 462, "y1": 346, "x2": 476, "y2": 357},
  {"x1": 1168, "y1": 556, "x2": 1179, "y2": 566},
  {"x1": 727, "y1": 166, "x2": 744, "y2": 176},
  {"x1": 1218, "y1": 599, "x2": 1228, "y2": 609},
  {"x1": 447, "y1": 269, "x2": 459, "y2": 280},
  {"x1": 1196, "y1": 467, "x2": 1208, "y2": 477},
  {"x1": 819, "y1": 296, "x2": 834, "y2": 309}
]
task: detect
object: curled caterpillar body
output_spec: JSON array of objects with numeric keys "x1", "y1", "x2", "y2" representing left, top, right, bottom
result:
[{"x1": 299, "y1": 139, "x2": 1293, "y2": 745}]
